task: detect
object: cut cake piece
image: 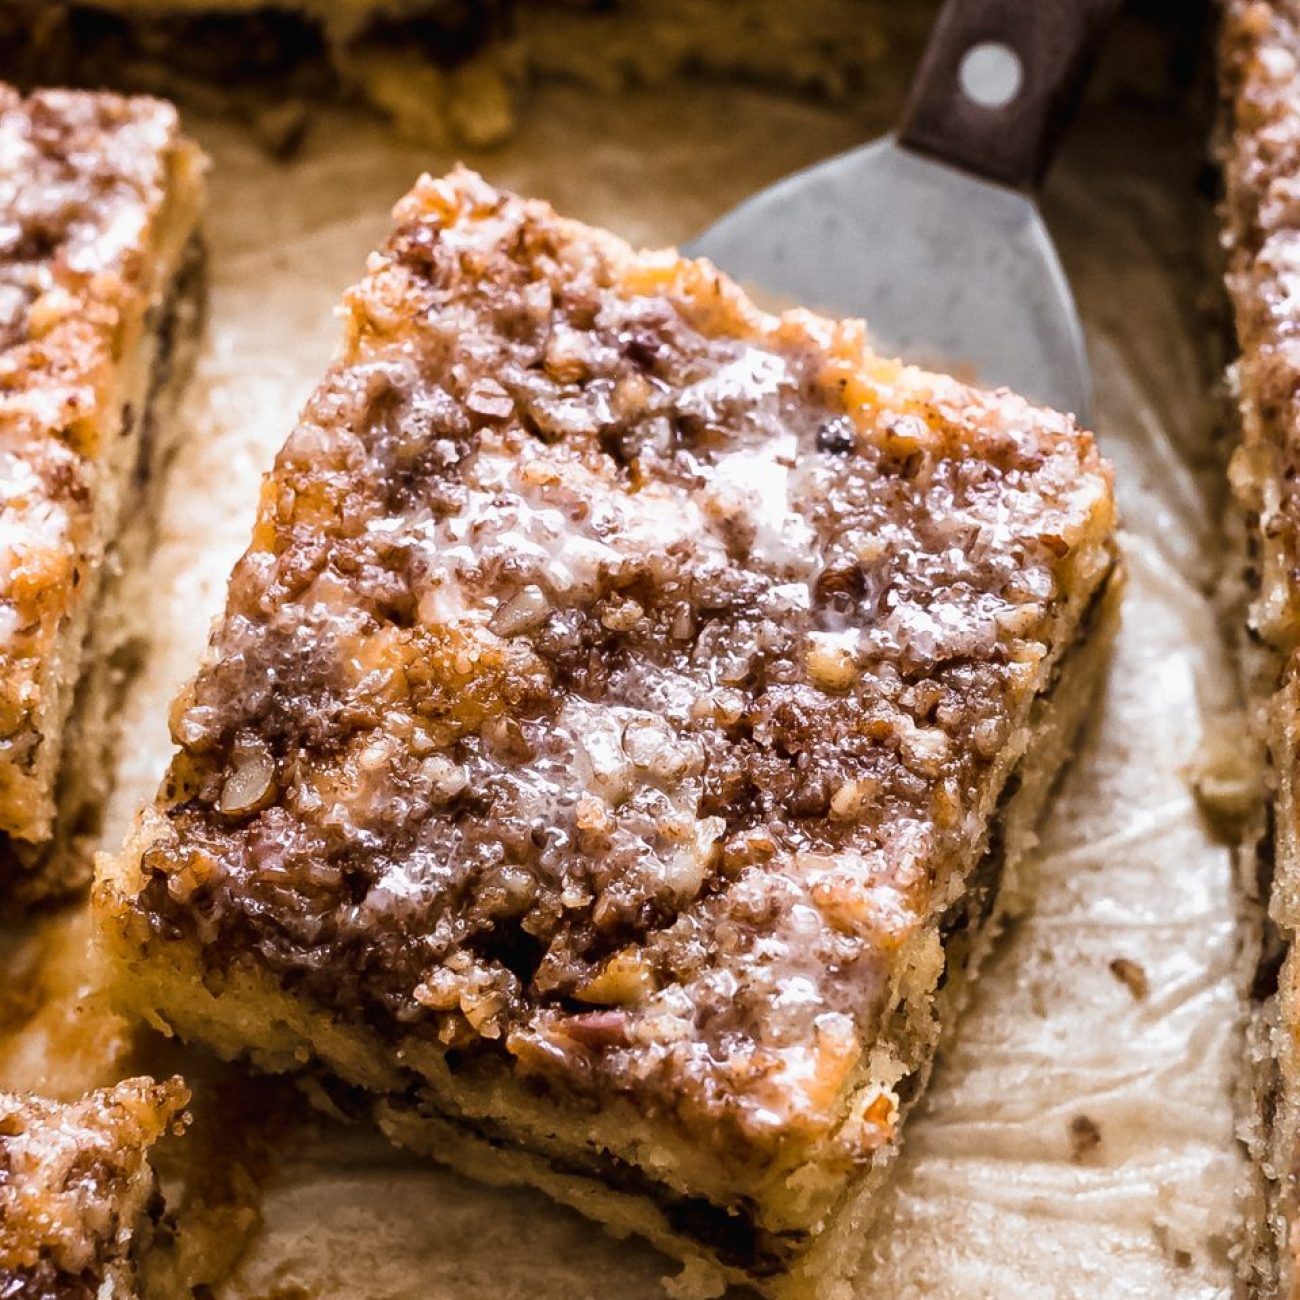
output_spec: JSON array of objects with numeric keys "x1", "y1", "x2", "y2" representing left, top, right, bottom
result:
[
  {"x1": 97, "y1": 167, "x2": 1120, "y2": 1297},
  {"x1": 0, "y1": 1076, "x2": 188, "y2": 1300},
  {"x1": 0, "y1": 1, "x2": 908, "y2": 151},
  {"x1": 1221, "y1": 2, "x2": 1300, "y2": 1293},
  {"x1": 0, "y1": 0, "x2": 516, "y2": 148},
  {"x1": 0, "y1": 84, "x2": 205, "y2": 904}
]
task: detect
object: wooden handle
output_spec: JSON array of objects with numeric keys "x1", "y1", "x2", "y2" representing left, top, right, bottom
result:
[{"x1": 898, "y1": 0, "x2": 1122, "y2": 190}]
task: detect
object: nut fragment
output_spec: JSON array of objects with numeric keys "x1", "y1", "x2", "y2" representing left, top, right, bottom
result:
[
  {"x1": 600, "y1": 597, "x2": 643, "y2": 632},
  {"x1": 460, "y1": 988, "x2": 506, "y2": 1037},
  {"x1": 413, "y1": 967, "x2": 461, "y2": 1011},
  {"x1": 465, "y1": 377, "x2": 514, "y2": 421},
  {"x1": 490, "y1": 584, "x2": 548, "y2": 636},
  {"x1": 544, "y1": 324, "x2": 594, "y2": 383},
  {"x1": 900, "y1": 724, "x2": 950, "y2": 775},
  {"x1": 421, "y1": 754, "x2": 468, "y2": 802},
  {"x1": 166, "y1": 849, "x2": 218, "y2": 903},
  {"x1": 805, "y1": 633, "x2": 858, "y2": 691},
  {"x1": 995, "y1": 601, "x2": 1043, "y2": 638},
  {"x1": 219, "y1": 738, "x2": 276, "y2": 817},
  {"x1": 561, "y1": 1009, "x2": 631, "y2": 1050},
  {"x1": 621, "y1": 717, "x2": 699, "y2": 782},
  {"x1": 972, "y1": 717, "x2": 1006, "y2": 758},
  {"x1": 829, "y1": 778, "x2": 875, "y2": 821},
  {"x1": 576, "y1": 950, "x2": 655, "y2": 1006}
]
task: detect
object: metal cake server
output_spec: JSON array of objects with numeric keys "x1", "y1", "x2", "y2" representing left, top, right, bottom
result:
[{"x1": 689, "y1": 0, "x2": 1122, "y2": 419}]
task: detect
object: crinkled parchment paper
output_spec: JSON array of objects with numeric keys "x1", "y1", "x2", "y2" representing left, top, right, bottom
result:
[{"x1": 0, "y1": 20, "x2": 1248, "y2": 1298}]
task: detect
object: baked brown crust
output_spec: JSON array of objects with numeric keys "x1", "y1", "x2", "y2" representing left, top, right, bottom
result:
[
  {"x1": 100, "y1": 168, "x2": 1116, "y2": 1289},
  {"x1": 0, "y1": 1077, "x2": 188, "y2": 1300},
  {"x1": 0, "y1": 84, "x2": 204, "y2": 872}
]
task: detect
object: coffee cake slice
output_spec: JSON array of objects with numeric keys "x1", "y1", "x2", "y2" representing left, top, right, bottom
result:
[
  {"x1": 97, "y1": 168, "x2": 1119, "y2": 1297},
  {"x1": 0, "y1": 1077, "x2": 188, "y2": 1300},
  {"x1": 0, "y1": 85, "x2": 205, "y2": 905}
]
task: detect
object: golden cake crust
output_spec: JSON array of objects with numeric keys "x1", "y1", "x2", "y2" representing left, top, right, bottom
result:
[
  {"x1": 0, "y1": 84, "x2": 204, "y2": 849},
  {"x1": 0, "y1": 1077, "x2": 187, "y2": 1299},
  {"x1": 108, "y1": 169, "x2": 1116, "y2": 1176}
]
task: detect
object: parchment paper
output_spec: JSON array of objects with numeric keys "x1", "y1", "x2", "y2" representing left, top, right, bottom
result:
[{"x1": 0, "y1": 22, "x2": 1248, "y2": 1299}]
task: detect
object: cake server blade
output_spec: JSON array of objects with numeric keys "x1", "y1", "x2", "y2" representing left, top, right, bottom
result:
[{"x1": 689, "y1": 0, "x2": 1122, "y2": 421}]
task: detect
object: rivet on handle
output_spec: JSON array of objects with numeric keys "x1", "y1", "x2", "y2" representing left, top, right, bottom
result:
[
  {"x1": 899, "y1": 0, "x2": 1124, "y2": 191},
  {"x1": 958, "y1": 42, "x2": 1024, "y2": 110}
]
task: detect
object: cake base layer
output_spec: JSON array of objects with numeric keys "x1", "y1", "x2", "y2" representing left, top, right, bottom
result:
[
  {"x1": 0, "y1": 236, "x2": 206, "y2": 908},
  {"x1": 102, "y1": 563, "x2": 1120, "y2": 1299}
]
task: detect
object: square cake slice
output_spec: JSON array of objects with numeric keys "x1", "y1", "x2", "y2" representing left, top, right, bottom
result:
[
  {"x1": 97, "y1": 168, "x2": 1120, "y2": 1297},
  {"x1": 0, "y1": 85, "x2": 205, "y2": 904},
  {"x1": 0, "y1": 1077, "x2": 188, "y2": 1300}
]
